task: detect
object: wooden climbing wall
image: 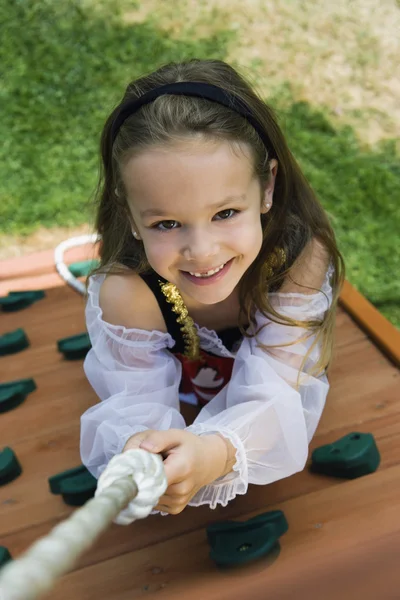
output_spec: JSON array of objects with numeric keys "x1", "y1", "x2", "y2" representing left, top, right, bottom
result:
[{"x1": 1, "y1": 278, "x2": 400, "y2": 599}]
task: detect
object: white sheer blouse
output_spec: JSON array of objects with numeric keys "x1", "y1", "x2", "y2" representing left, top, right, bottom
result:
[{"x1": 80, "y1": 264, "x2": 334, "y2": 514}]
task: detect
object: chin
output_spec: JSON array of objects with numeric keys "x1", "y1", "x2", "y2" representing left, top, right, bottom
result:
[{"x1": 184, "y1": 280, "x2": 238, "y2": 306}]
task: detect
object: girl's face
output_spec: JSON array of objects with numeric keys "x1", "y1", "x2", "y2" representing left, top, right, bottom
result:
[{"x1": 123, "y1": 138, "x2": 275, "y2": 309}]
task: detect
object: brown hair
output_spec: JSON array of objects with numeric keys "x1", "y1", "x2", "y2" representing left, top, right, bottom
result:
[{"x1": 89, "y1": 59, "x2": 345, "y2": 382}]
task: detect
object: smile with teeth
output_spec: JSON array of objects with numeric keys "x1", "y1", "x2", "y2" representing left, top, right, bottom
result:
[{"x1": 188, "y1": 262, "x2": 227, "y2": 278}]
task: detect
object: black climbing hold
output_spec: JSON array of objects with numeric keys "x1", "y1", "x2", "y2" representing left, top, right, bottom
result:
[
  {"x1": 57, "y1": 332, "x2": 91, "y2": 360},
  {"x1": 0, "y1": 290, "x2": 45, "y2": 312},
  {"x1": 0, "y1": 546, "x2": 12, "y2": 568},
  {"x1": 69, "y1": 259, "x2": 99, "y2": 277},
  {"x1": 310, "y1": 432, "x2": 381, "y2": 479},
  {"x1": 0, "y1": 447, "x2": 23, "y2": 486},
  {"x1": 0, "y1": 328, "x2": 30, "y2": 356},
  {"x1": 48, "y1": 465, "x2": 97, "y2": 506},
  {"x1": 206, "y1": 510, "x2": 288, "y2": 568},
  {"x1": 0, "y1": 378, "x2": 37, "y2": 413}
]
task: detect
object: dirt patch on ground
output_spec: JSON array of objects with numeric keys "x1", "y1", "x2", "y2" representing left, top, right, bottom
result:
[
  {"x1": 0, "y1": 223, "x2": 95, "y2": 261},
  {"x1": 125, "y1": 0, "x2": 400, "y2": 145}
]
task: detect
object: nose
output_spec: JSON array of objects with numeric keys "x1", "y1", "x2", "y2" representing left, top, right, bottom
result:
[{"x1": 181, "y1": 226, "x2": 220, "y2": 262}]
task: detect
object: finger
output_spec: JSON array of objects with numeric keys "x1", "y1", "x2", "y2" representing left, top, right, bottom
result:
[
  {"x1": 139, "y1": 429, "x2": 183, "y2": 453},
  {"x1": 122, "y1": 431, "x2": 152, "y2": 452},
  {"x1": 167, "y1": 481, "x2": 193, "y2": 498},
  {"x1": 161, "y1": 453, "x2": 190, "y2": 486},
  {"x1": 154, "y1": 502, "x2": 186, "y2": 515}
]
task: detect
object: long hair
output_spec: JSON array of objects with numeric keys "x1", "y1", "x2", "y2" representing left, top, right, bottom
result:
[{"x1": 89, "y1": 59, "x2": 345, "y2": 380}]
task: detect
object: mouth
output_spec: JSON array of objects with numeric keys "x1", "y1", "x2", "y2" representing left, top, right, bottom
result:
[{"x1": 180, "y1": 258, "x2": 234, "y2": 285}]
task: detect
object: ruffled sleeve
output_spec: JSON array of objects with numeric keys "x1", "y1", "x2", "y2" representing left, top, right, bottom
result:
[
  {"x1": 185, "y1": 264, "x2": 334, "y2": 510},
  {"x1": 80, "y1": 274, "x2": 185, "y2": 480}
]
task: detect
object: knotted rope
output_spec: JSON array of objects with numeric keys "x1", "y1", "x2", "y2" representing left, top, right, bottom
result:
[{"x1": 0, "y1": 449, "x2": 167, "y2": 600}]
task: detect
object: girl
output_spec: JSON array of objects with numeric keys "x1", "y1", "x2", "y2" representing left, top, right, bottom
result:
[{"x1": 80, "y1": 59, "x2": 344, "y2": 517}]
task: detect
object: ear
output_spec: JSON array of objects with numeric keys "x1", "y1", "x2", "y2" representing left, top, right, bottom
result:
[
  {"x1": 130, "y1": 223, "x2": 141, "y2": 240},
  {"x1": 260, "y1": 159, "x2": 278, "y2": 214}
]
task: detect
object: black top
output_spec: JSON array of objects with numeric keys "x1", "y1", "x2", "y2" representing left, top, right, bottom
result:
[{"x1": 139, "y1": 270, "x2": 243, "y2": 354}]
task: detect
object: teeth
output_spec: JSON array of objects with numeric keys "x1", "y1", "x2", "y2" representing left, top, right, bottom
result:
[{"x1": 189, "y1": 263, "x2": 225, "y2": 278}]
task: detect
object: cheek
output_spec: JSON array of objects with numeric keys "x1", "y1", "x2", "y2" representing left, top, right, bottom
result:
[
  {"x1": 230, "y1": 215, "x2": 263, "y2": 254},
  {"x1": 142, "y1": 235, "x2": 175, "y2": 265}
]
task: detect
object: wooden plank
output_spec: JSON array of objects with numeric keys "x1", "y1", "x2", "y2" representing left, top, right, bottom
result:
[
  {"x1": 2, "y1": 415, "x2": 400, "y2": 568},
  {"x1": 1, "y1": 286, "x2": 398, "y2": 536},
  {"x1": 0, "y1": 244, "x2": 98, "y2": 281},
  {"x1": 42, "y1": 463, "x2": 400, "y2": 599},
  {"x1": 340, "y1": 279, "x2": 400, "y2": 367},
  {"x1": 0, "y1": 272, "x2": 89, "y2": 295},
  {"x1": 1, "y1": 265, "x2": 399, "y2": 600}
]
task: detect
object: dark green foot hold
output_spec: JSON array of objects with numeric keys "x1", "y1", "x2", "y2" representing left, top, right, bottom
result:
[
  {"x1": 69, "y1": 259, "x2": 99, "y2": 277},
  {"x1": 0, "y1": 379, "x2": 37, "y2": 413},
  {"x1": 57, "y1": 332, "x2": 91, "y2": 360},
  {"x1": 0, "y1": 546, "x2": 13, "y2": 568},
  {"x1": 0, "y1": 328, "x2": 30, "y2": 356},
  {"x1": 49, "y1": 465, "x2": 97, "y2": 506},
  {"x1": 0, "y1": 447, "x2": 23, "y2": 486},
  {"x1": 0, "y1": 290, "x2": 45, "y2": 312},
  {"x1": 206, "y1": 510, "x2": 288, "y2": 568},
  {"x1": 310, "y1": 432, "x2": 381, "y2": 479}
]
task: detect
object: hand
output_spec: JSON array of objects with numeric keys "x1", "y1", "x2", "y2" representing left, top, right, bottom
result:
[{"x1": 122, "y1": 429, "x2": 229, "y2": 514}]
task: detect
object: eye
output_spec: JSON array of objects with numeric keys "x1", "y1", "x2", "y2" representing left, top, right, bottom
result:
[
  {"x1": 152, "y1": 220, "x2": 180, "y2": 231},
  {"x1": 214, "y1": 209, "x2": 240, "y2": 220}
]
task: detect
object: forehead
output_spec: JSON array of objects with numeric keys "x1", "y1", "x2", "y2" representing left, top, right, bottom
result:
[{"x1": 122, "y1": 138, "x2": 255, "y2": 215}]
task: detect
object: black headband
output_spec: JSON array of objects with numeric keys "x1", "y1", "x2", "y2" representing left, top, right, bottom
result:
[{"x1": 110, "y1": 81, "x2": 272, "y2": 151}]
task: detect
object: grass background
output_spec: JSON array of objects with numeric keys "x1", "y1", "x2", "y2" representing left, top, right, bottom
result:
[{"x1": 0, "y1": 0, "x2": 399, "y2": 326}]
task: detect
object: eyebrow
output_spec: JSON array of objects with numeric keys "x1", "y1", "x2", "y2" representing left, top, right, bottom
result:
[{"x1": 140, "y1": 194, "x2": 247, "y2": 219}]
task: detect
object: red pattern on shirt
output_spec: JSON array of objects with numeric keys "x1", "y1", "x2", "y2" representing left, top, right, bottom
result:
[{"x1": 176, "y1": 350, "x2": 234, "y2": 406}]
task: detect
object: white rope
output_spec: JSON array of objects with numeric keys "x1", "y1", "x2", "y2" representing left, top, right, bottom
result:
[
  {"x1": 54, "y1": 233, "x2": 101, "y2": 295},
  {"x1": 0, "y1": 449, "x2": 167, "y2": 600}
]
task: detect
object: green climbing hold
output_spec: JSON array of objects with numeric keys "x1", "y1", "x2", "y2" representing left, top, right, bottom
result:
[
  {"x1": 69, "y1": 259, "x2": 99, "y2": 277},
  {"x1": 0, "y1": 379, "x2": 37, "y2": 413},
  {"x1": 49, "y1": 465, "x2": 97, "y2": 506},
  {"x1": 0, "y1": 328, "x2": 29, "y2": 356},
  {"x1": 57, "y1": 332, "x2": 91, "y2": 360},
  {"x1": 206, "y1": 510, "x2": 288, "y2": 568},
  {"x1": 0, "y1": 290, "x2": 45, "y2": 312},
  {"x1": 310, "y1": 432, "x2": 381, "y2": 479},
  {"x1": 0, "y1": 447, "x2": 22, "y2": 486},
  {"x1": 0, "y1": 546, "x2": 12, "y2": 568}
]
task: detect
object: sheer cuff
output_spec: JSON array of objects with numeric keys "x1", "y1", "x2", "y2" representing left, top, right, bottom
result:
[{"x1": 185, "y1": 424, "x2": 248, "y2": 509}]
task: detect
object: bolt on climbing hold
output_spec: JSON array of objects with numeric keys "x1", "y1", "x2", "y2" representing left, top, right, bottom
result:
[
  {"x1": 310, "y1": 432, "x2": 380, "y2": 479},
  {"x1": 206, "y1": 510, "x2": 288, "y2": 568}
]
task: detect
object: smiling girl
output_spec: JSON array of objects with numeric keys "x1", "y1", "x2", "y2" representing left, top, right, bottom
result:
[{"x1": 80, "y1": 59, "x2": 344, "y2": 518}]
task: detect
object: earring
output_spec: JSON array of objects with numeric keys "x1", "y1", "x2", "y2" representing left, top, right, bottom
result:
[
  {"x1": 132, "y1": 230, "x2": 141, "y2": 240},
  {"x1": 265, "y1": 202, "x2": 271, "y2": 209}
]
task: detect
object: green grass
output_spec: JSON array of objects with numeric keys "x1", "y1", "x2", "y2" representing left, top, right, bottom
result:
[
  {"x1": 1, "y1": 0, "x2": 399, "y2": 327},
  {"x1": 0, "y1": 0, "x2": 234, "y2": 231}
]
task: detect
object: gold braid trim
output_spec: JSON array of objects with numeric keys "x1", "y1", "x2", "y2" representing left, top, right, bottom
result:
[
  {"x1": 158, "y1": 281, "x2": 201, "y2": 361},
  {"x1": 264, "y1": 247, "x2": 286, "y2": 279}
]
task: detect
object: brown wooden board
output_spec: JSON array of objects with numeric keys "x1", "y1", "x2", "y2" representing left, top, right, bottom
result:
[{"x1": 1, "y1": 276, "x2": 399, "y2": 599}]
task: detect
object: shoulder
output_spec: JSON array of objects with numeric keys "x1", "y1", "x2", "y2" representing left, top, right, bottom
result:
[
  {"x1": 279, "y1": 237, "x2": 331, "y2": 294},
  {"x1": 98, "y1": 269, "x2": 168, "y2": 333}
]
